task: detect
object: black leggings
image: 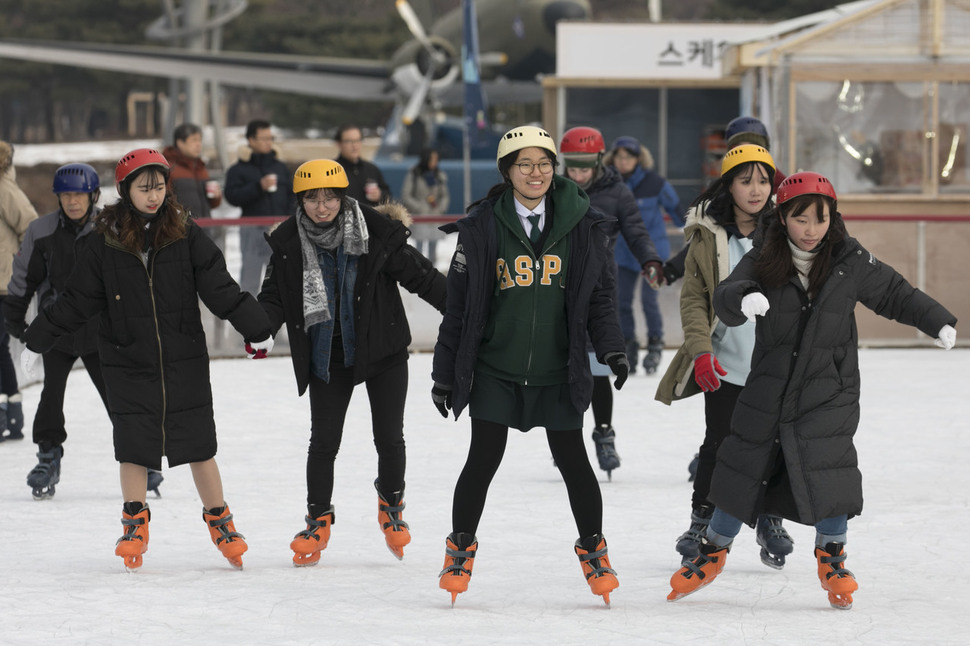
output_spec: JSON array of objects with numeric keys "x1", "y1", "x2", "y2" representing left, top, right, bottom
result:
[
  {"x1": 305, "y1": 360, "x2": 408, "y2": 508},
  {"x1": 452, "y1": 418, "x2": 603, "y2": 539},
  {"x1": 33, "y1": 350, "x2": 108, "y2": 447},
  {"x1": 692, "y1": 381, "x2": 743, "y2": 510}
]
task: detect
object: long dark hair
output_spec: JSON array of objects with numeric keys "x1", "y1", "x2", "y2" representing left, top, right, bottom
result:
[
  {"x1": 691, "y1": 161, "x2": 776, "y2": 227},
  {"x1": 468, "y1": 148, "x2": 559, "y2": 213},
  {"x1": 96, "y1": 166, "x2": 187, "y2": 253},
  {"x1": 413, "y1": 147, "x2": 439, "y2": 175},
  {"x1": 755, "y1": 194, "x2": 847, "y2": 296}
]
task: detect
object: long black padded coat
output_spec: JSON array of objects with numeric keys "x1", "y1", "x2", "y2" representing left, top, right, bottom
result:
[
  {"x1": 711, "y1": 236, "x2": 956, "y2": 526},
  {"x1": 258, "y1": 201, "x2": 447, "y2": 396},
  {"x1": 23, "y1": 211, "x2": 271, "y2": 469}
]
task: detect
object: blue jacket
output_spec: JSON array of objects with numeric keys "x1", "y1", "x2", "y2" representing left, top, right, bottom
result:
[{"x1": 615, "y1": 165, "x2": 683, "y2": 266}]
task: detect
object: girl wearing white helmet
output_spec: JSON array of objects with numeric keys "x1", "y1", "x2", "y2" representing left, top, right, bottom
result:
[
  {"x1": 21, "y1": 148, "x2": 273, "y2": 571},
  {"x1": 256, "y1": 159, "x2": 446, "y2": 566},
  {"x1": 431, "y1": 125, "x2": 628, "y2": 606}
]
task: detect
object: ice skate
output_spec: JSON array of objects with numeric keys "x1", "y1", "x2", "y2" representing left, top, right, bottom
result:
[
  {"x1": 591, "y1": 425, "x2": 620, "y2": 480},
  {"x1": 290, "y1": 504, "x2": 334, "y2": 567},
  {"x1": 575, "y1": 534, "x2": 619, "y2": 606},
  {"x1": 115, "y1": 502, "x2": 150, "y2": 570},
  {"x1": 641, "y1": 337, "x2": 663, "y2": 374},
  {"x1": 675, "y1": 506, "x2": 713, "y2": 560},
  {"x1": 203, "y1": 504, "x2": 247, "y2": 569},
  {"x1": 375, "y1": 480, "x2": 411, "y2": 560},
  {"x1": 439, "y1": 532, "x2": 478, "y2": 606},
  {"x1": 668, "y1": 538, "x2": 731, "y2": 601},
  {"x1": 146, "y1": 469, "x2": 164, "y2": 497},
  {"x1": 756, "y1": 514, "x2": 794, "y2": 569},
  {"x1": 4, "y1": 393, "x2": 24, "y2": 440},
  {"x1": 816, "y1": 542, "x2": 857, "y2": 609},
  {"x1": 26, "y1": 444, "x2": 63, "y2": 500}
]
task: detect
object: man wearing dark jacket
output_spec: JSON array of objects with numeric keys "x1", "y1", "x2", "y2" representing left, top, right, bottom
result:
[
  {"x1": 334, "y1": 124, "x2": 391, "y2": 207},
  {"x1": 224, "y1": 120, "x2": 295, "y2": 294}
]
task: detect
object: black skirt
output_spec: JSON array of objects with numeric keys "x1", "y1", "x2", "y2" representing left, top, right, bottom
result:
[{"x1": 468, "y1": 371, "x2": 583, "y2": 432}]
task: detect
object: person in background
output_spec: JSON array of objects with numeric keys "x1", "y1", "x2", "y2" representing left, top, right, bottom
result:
[
  {"x1": 4, "y1": 163, "x2": 164, "y2": 499},
  {"x1": 162, "y1": 123, "x2": 222, "y2": 219},
  {"x1": 559, "y1": 126, "x2": 662, "y2": 480},
  {"x1": 401, "y1": 147, "x2": 450, "y2": 265},
  {"x1": 0, "y1": 140, "x2": 38, "y2": 442},
  {"x1": 257, "y1": 160, "x2": 446, "y2": 567},
  {"x1": 605, "y1": 136, "x2": 684, "y2": 375},
  {"x1": 431, "y1": 126, "x2": 629, "y2": 607},
  {"x1": 334, "y1": 124, "x2": 391, "y2": 207},
  {"x1": 20, "y1": 148, "x2": 273, "y2": 570},
  {"x1": 225, "y1": 119, "x2": 295, "y2": 295},
  {"x1": 656, "y1": 145, "x2": 795, "y2": 570},
  {"x1": 669, "y1": 171, "x2": 957, "y2": 609}
]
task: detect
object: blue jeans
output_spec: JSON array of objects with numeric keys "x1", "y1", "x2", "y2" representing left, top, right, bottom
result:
[
  {"x1": 708, "y1": 508, "x2": 848, "y2": 547},
  {"x1": 616, "y1": 266, "x2": 663, "y2": 341}
]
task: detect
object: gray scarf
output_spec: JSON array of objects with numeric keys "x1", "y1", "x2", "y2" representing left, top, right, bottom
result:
[{"x1": 297, "y1": 198, "x2": 369, "y2": 328}]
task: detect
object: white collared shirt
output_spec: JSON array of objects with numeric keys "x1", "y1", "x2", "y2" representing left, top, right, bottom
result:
[{"x1": 513, "y1": 196, "x2": 547, "y2": 240}]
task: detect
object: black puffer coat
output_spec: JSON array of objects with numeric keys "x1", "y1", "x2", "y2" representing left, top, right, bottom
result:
[
  {"x1": 586, "y1": 165, "x2": 660, "y2": 267},
  {"x1": 712, "y1": 237, "x2": 956, "y2": 526},
  {"x1": 258, "y1": 201, "x2": 446, "y2": 395},
  {"x1": 23, "y1": 214, "x2": 271, "y2": 469}
]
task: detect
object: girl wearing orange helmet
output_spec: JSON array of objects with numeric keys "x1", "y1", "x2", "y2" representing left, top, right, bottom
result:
[
  {"x1": 21, "y1": 148, "x2": 273, "y2": 571},
  {"x1": 668, "y1": 171, "x2": 957, "y2": 609}
]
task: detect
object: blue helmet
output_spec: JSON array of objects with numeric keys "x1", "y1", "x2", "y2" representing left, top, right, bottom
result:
[
  {"x1": 52, "y1": 163, "x2": 100, "y2": 194},
  {"x1": 725, "y1": 116, "x2": 769, "y2": 148}
]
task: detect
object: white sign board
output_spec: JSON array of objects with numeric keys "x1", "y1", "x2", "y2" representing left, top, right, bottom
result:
[{"x1": 556, "y1": 23, "x2": 762, "y2": 80}]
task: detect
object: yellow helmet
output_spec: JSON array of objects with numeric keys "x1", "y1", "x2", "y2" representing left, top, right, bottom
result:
[
  {"x1": 496, "y1": 125, "x2": 557, "y2": 168},
  {"x1": 293, "y1": 159, "x2": 349, "y2": 193},
  {"x1": 721, "y1": 144, "x2": 775, "y2": 176}
]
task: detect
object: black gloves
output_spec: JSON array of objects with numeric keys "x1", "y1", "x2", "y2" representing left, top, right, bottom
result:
[
  {"x1": 604, "y1": 352, "x2": 629, "y2": 390},
  {"x1": 432, "y1": 382, "x2": 453, "y2": 418}
]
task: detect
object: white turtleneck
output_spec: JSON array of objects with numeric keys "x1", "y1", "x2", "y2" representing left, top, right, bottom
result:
[{"x1": 788, "y1": 239, "x2": 815, "y2": 292}]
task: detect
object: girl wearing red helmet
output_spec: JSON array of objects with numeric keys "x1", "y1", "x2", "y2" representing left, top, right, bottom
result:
[
  {"x1": 668, "y1": 171, "x2": 957, "y2": 609},
  {"x1": 21, "y1": 148, "x2": 273, "y2": 571}
]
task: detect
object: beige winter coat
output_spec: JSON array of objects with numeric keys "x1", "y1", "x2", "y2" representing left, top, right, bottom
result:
[
  {"x1": 655, "y1": 201, "x2": 730, "y2": 404},
  {"x1": 0, "y1": 141, "x2": 39, "y2": 295}
]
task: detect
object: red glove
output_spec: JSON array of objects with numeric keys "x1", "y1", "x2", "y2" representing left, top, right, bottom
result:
[
  {"x1": 693, "y1": 353, "x2": 726, "y2": 392},
  {"x1": 642, "y1": 261, "x2": 665, "y2": 289}
]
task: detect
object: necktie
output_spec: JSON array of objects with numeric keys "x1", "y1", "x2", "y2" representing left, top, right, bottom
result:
[{"x1": 527, "y1": 213, "x2": 541, "y2": 245}]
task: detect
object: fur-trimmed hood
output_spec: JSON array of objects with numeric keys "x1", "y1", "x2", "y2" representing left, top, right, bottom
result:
[
  {"x1": 0, "y1": 140, "x2": 13, "y2": 175},
  {"x1": 235, "y1": 144, "x2": 284, "y2": 163},
  {"x1": 374, "y1": 200, "x2": 413, "y2": 227}
]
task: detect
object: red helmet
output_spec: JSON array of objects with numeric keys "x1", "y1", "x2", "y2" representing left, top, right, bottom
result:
[
  {"x1": 115, "y1": 148, "x2": 170, "y2": 184},
  {"x1": 560, "y1": 126, "x2": 605, "y2": 155},
  {"x1": 776, "y1": 171, "x2": 837, "y2": 204}
]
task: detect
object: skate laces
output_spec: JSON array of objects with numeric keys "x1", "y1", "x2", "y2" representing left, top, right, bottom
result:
[
  {"x1": 577, "y1": 544, "x2": 617, "y2": 580},
  {"x1": 679, "y1": 546, "x2": 726, "y2": 580},
  {"x1": 819, "y1": 549, "x2": 854, "y2": 580},
  {"x1": 760, "y1": 516, "x2": 793, "y2": 542},
  {"x1": 29, "y1": 450, "x2": 59, "y2": 476},
  {"x1": 441, "y1": 544, "x2": 475, "y2": 576},
  {"x1": 207, "y1": 511, "x2": 244, "y2": 545},
  {"x1": 295, "y1": 514, "x2": 329, "y2": 541},
  {"x1": 117, "y1": 515, "x2": 147, "y2": 545},
  {"x1": 379, "y1": 499, "x2": 409, "y2": 532}
]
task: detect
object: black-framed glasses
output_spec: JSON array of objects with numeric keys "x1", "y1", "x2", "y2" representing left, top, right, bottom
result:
[
  {"x1": 304, "y1": 196, "x2": 341, "y2": 209},
  {"x1": 513, "y1": 160, "x2": 555, "y2": 175}
]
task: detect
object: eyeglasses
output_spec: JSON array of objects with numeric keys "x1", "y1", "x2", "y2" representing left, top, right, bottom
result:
[
  {"x1": 513, "y1": 160, "x2": 555, "y2": 175},
  {"x1": 304, "y1": 196, "x2": 341, "y2": 209}
]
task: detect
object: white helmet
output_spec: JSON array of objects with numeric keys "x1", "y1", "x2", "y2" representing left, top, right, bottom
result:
[{"x1": 496, "y1": 125, "x2": 557, "y2": 168}]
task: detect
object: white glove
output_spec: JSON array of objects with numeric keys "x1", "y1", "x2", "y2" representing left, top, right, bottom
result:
[
  {"x1": 245, "y1": 336, "x2": 274, "y2": 359},
  {"x1": 21, "y1": 348, "x2": 41, "y2": 377},
  {"x1": 740, "y1": 292, "x2": 770, "y2": 322},
  {"x1": 934, "y1": 324, "x2": 956, "y2": 350}
]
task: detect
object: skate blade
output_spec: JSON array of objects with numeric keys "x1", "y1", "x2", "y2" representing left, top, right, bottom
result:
[
  {"x1": 449, "y1": 591, "x2": 458, "y2": 607},
  {"x1": 386, "y1": 544, "x2": 405, "y2": 560},
  {"x1": 600, "y1": 592, "x2": 611, "y2": 607},
  {"x1": 759, "y1": 548, "x2": 786, "y2": 570},
  {"x1": 292, "y1": 552, "x2": 321, "y2": 567},
  {"x1": 827, "y1": 591, "x2": 853, "y2": 609},
  {"x1": 667, "y1": 577, "x2": 714, "y2": 602},
  {"x1": 148, "y1": 488, "x2": 162, "y2": 498},
  {"x1": 123, "y1": 555, "x2": 143, "y2": 570},
  {"x1": 226, "y1": 556, "x2": 244, "y2": 570},
  {"x1": 31, "y1": 489, "x2": 55, "y2": 501}
]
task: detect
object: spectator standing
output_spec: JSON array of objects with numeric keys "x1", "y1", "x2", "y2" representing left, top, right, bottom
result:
[
  {"x1": 225, "y1": 120, "x2": 295, "y2": 295},
  {"x1": 162, "y1": 123, "x2": 222, "y2": 218},
  {"x1": 605, "y1": 136, "x2": 684, "y2": 374},
  {"x1": 0, "y1": 140, "x2": 38, "y2": 442},
  {"x1": 334, "y1": 124, "x2": 391, "y2": 207},
  {"x1": 400, "y1": 147, "x2": 450, "y2": 265}
]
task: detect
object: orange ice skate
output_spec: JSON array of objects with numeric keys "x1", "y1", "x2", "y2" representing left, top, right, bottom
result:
[
  {"x1": 203, "y1": 504, "x2": 247, "y2": 569},
  {"x1": 290, "y1": 505, "x2": 334, "y2": 567},
  {"x1": 668, "y1": 540, "x2": 731, "y2": 601},
  {"x1": 115, "y1": 502, "x2": 150, "y2": 570},
  {"x1": 439, "y1": 532, "x2": 478, "y2": 606},
  {"x1": 816, "y1": 542, "x2": 858, "y2": 609},
  {"x1": 375, "y1": 480, "x2": 410, "y2": 560},
  {"x1": 575, "y1": 534, "x2": 619, "y2": 606}
]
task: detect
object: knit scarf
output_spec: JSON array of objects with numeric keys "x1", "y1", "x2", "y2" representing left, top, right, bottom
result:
[
  {"x1": 297, "y1": 198, "x2": 369, "y2": 328},
  {"x1": 788, "y1": 238, "x2": 816, "y2": 293}
]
